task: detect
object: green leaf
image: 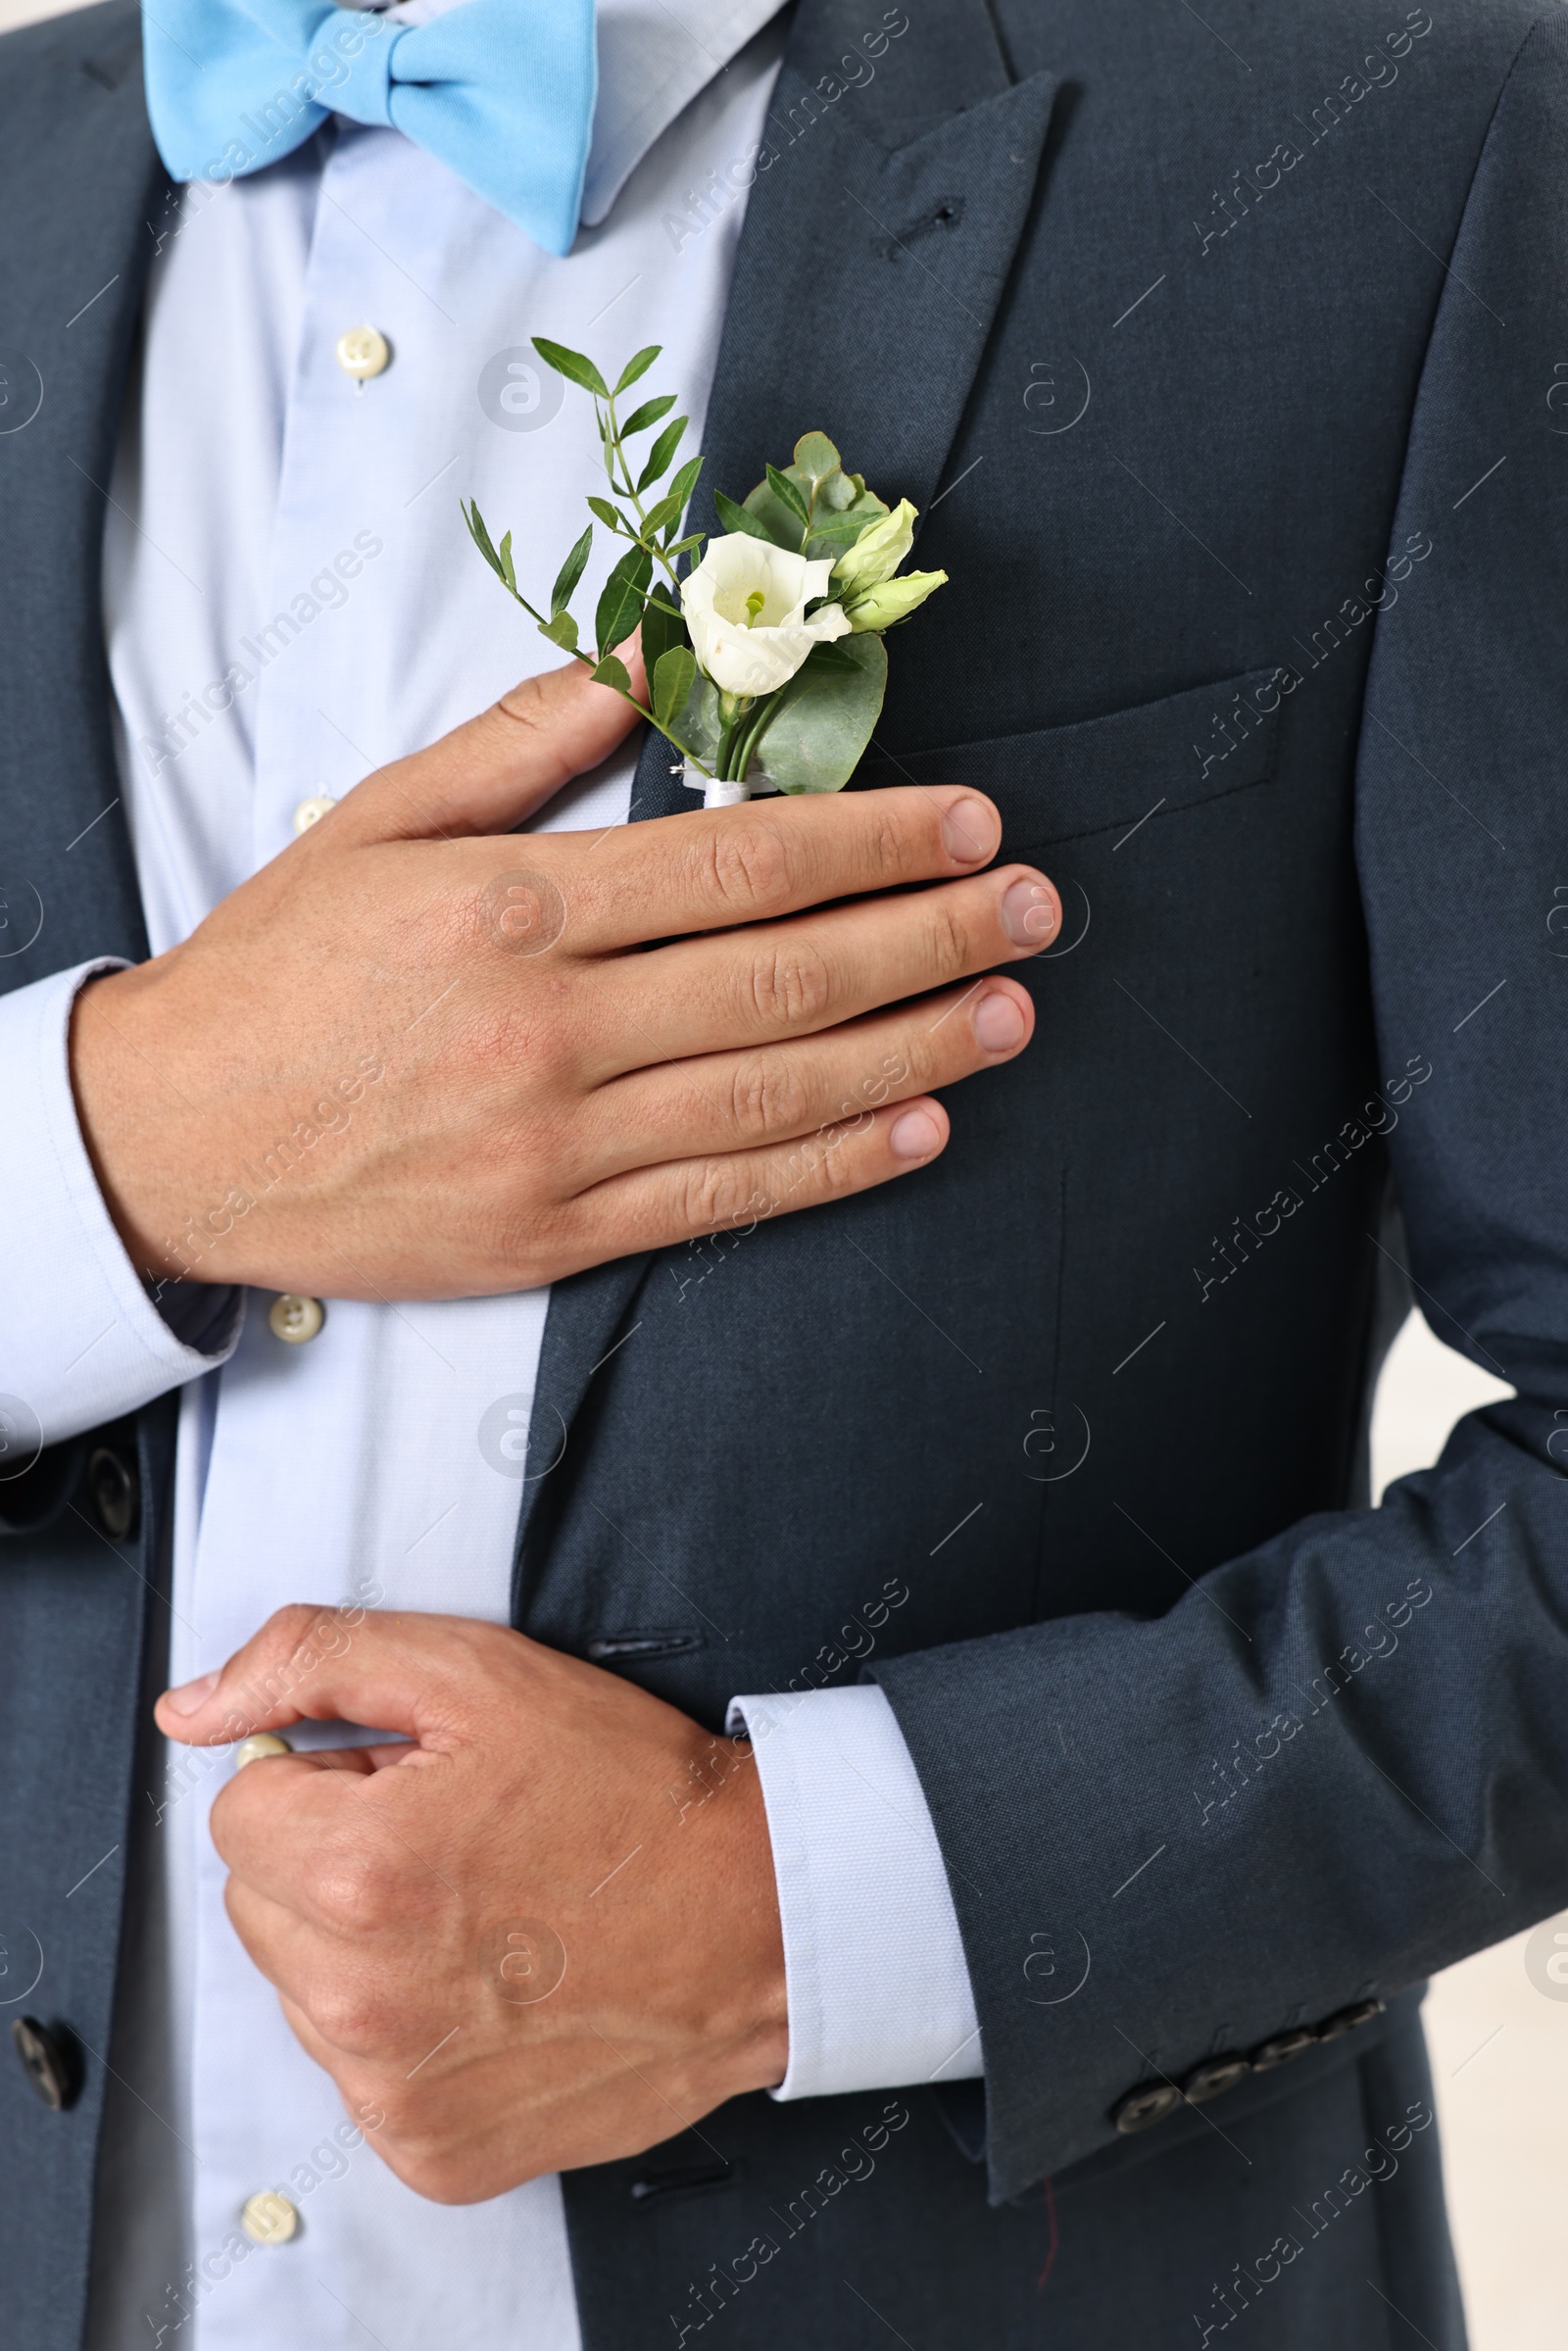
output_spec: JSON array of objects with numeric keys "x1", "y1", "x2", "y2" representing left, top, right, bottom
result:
[
  {"x1": 719, "y1": 487, "x2": 791, "y2": 546},
  {"x1": 591, "y1": 653, "x2": 633, "y2": 695},
  {"x1": 550, "y1": 523, "x2": 593, "y2": 617},
  {"x1": 801, "y1": 638, "x2": 861, "y2": 671},
  {"x1": 740, "y1": 479, "x2": 806, "y2": 550},
  {"x1": 539, "y1": 611, "x2": 579, "y2": 651},
  {"x1": 463, "y1": 498, "x2": 507, "y2": 581},
  {"x1": 497, "y1": 528, "x2": 517, "y2": 593},
  {"x1": 643, "y1": 489, "x2": 684, "y2": 542},
  {"x1": 664, "y1": 531, "x2": 706, "y2": 560},
  {"x1": 594, "y1": 545, "x2": 653, "y2": 659},
  {"x1": 637, "y1": 415, "x2": 688, "y2": 493},
  {"x1": 586, "y1": 496, "x2": 625, "y2": 531},
  {"x1": 791, "y1": 431, "x2": 844, "y2": 495},
  {"x1": 532, "y1": 337, "x2": 608, "y2": 397},
  {"x1": 639, "y1": 587, "x2": 687, "y2": 680},
  {"x1": 765, "y1": 465, "x2": 811, "y2": 531},
  {"x1": 614, "y1": 344, "x2": 661, "y2": 394},
  {"x1": 665, "y1": 455, "x2": 703, "y2": 515},
  {"x1": 805, "y1": 509, "x2": 884, "y2": 563},
  {"x1": 653, "y1": 646, "x2": 698, "y2": 731},
  {"x1": 749, "y1": 634, "x2": 888, "y2": 795},
  {"x1": 619, "y1": 392, "x2": 677, "y2": 438}
]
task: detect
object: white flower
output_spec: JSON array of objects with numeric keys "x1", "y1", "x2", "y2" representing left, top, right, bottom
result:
[{"x1": 681, "y1": 534, "x2": 851, "y2": 698}]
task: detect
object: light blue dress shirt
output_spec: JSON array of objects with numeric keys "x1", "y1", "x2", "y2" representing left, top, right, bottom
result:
[{"x1": 0, "y1": 5, "x2": 981, "y2": 2344}]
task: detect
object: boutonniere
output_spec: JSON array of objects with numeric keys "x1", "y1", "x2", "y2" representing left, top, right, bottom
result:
[{"x1": 464, "y1": 341, "x2": 946, "y2": 807}]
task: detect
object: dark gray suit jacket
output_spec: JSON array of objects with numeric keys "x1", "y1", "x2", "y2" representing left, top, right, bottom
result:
[{"x1": 4, "y1": 0, "x2": 1566, "y2": 2343}]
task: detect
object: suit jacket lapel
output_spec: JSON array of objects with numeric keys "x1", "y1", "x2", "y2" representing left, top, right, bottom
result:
[
  {"x1": 512, "y1": 0, "x2": 1060, "y2": 1600},
  {"x1": 0, "y1": 1, "x2": 166, "y2": 995}
]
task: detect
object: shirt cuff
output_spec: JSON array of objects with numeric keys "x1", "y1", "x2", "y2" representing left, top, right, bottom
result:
[
  {"x1": 0, "y1": 961, "x2": 243, "y2": 1444},
  {"x1": 726, "y1": 1683, "x2": 983, "y2": 2100}
]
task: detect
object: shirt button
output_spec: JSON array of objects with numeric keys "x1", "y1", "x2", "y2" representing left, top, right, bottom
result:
[
  {"x1": 240, "y1": 2189, "x2": 299, "y2": 2245},
  {"x1": 269, "y1": 1295, "x2": 325, "y2": 1345},
  {"x1": 293, "y1": 793, "x2": 336, "y2": 835},
  {"x1": 234, "y1": 1733, "x2": 293, "y2": 1770},
  {"x1": 335, "y1": 324, "x2": 390, "y2": 380}
]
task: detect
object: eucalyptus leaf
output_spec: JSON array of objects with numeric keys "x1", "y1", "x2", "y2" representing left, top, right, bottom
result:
[
  {"x1": 614, "y1": 344, "x2": 661, "y2": 394},
  {"x1": 790, "y1": 432, "x2": 843, "y2": 495},
  {"x1": 637, "y1": 415, "x2": 688, "y2": 493},
  {"x1": 594, "y1": 545, "x2": 653, "y2": 659},
  {"x1": 805, "y1": 510, "x2": 884, "y2": 563},
  {"x1": 714, "y1": 489, "x2": 780, "y2": 546},
  {"x1": 531, "y1": 337, "x2": 608, "y2": 397},
  {"x1": 676, "y1": 674, "x2": 723, "y2": 772},
  {"x1": 539, "y1": 611, "x2": 579, "y2": 651},
  {"x1": 748, "y1": 634, "x2": 887, "y2": 795},
  {"x1": 619, "y1": 392, "x2": 677, "y2": 438},
  {"x1": 498, "y1": 529, "x2": 517, "y2": 593},
  {"x1": 653, "y1": 646, "x2": 698, "y2": 731},
  {"x1": 591, "y1": 653, "x2": 633, "y2": 695},
  {"x1": 550, "y1": 523, "x2": 593, "y2": 617},
  {"x1": 586, "y1": 496, "x2": 625, "y2": 531}
]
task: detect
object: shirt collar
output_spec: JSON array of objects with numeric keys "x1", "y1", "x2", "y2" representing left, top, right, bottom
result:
[{"x1": 382, "y1": 0, "x2": 788, "y2": 228}]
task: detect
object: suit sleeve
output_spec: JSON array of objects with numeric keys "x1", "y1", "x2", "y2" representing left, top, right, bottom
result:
[{"x1": 872, "y1": 12, "x2": 1568, "y2": 2203}]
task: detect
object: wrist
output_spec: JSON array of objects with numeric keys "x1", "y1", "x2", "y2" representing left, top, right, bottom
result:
[
  {"x1": 677, "y1": 1729, "x2": 790, "y2": 2097},
  {"x1": 70, "y1": 959, "x2": 206, "y2": 1286}
]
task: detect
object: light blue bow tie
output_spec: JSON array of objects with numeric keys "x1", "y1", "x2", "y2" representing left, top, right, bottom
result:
[{"x1": 143, "y1": 0, "x2": 598, "y2": 256}]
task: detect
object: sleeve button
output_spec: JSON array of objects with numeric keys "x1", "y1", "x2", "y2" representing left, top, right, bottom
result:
[
  {"x1": 1110, "y1": 2080, "x2": 1183, "y2": 2134},
  {"x1": 1250, "y1": 2028, "x2": 1316, "y2": 2071},
  {"x1": 1181, "y1": 2054, "x2": 1251, "y2": 2105},
  {"x1": 1315, "y1": 1997, "x2": 1386, "y2": 2040}
]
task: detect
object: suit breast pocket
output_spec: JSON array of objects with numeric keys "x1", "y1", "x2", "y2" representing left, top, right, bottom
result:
[{"x1": 858, "y1": 667, "x2": 1287, "y2": 861}]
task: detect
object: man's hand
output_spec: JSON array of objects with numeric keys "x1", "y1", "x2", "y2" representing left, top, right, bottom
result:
[
  {"x1": 155, "y1": 1606, "x2": 788, "y2": 2203},
  {"x1": 71, "y1": 654, "x2": 1058, "y2": 1299}
]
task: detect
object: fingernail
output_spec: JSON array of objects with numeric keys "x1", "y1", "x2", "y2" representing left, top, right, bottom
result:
[
  {"x1": 163, "y1": 1670, "x2": 219, "y2": 1717},
  {"x1": 1002, "y1": 878, "x2": 1059, "y2": 948},
  {"x1": 889, "y1": 1107, "x2": 942, "y2": 1160},
  {"x1": 942, "y1": 799, "x2": 1000, "y2": 864},
  {"x1": 972, "y1": 990, "x2": 1026, "y2": 1052}
]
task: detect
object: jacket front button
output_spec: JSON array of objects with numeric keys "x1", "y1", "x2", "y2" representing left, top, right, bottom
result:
[
  {"x1": 86, "y1": 1446, "x2": 139, "y2": 1541},
  {"x1": 12, "y1": 2017, "x2": 74, "y2": 2111},
  {"x1": 1111, "y1": 2080, "x2": 1182, "y2": 2134},
  {"x1": 1181, "y1": 2054, "x2": 1250, "y2": 2105}
]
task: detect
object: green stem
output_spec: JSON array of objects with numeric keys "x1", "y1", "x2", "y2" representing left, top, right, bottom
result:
[{"x1": 496, "y1": 574, "x2": 711, "y2": 776}]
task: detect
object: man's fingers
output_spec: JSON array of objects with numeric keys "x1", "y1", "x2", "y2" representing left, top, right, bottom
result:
[
  {"x1": 519, "y1": 784, "x2": 1005, "y2": 955},
  {"x1": 585, "y1": 861, "x2": 1059, "y2": 1078},
  {"x1": 581, "y1": 978, "x2": 1035, "y2": 1178},
  {"x1": 154, "y1": 1605, "x2": 484, "y2": 1749},
  {"x1": 324, "y1": 641, "x2": 648, "y2": 848},
  {"x1": 561, "y1": 1093, "x2": 953, "y2": 1273}
]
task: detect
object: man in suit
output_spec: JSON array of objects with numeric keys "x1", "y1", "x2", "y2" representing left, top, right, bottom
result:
[{"x1": 2, "y1": 0, "x2": 1565, "y2": 2344}]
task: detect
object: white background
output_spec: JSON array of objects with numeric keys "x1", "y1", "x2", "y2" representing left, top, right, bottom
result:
[{"x1": 2, "y1": 0, "x2": 1562, "y2": 2334}]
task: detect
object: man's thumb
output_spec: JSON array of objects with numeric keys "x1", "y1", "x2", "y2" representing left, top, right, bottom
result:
[{"x1": 325, "y1": 636, "x2": 648, "y2": 847}]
